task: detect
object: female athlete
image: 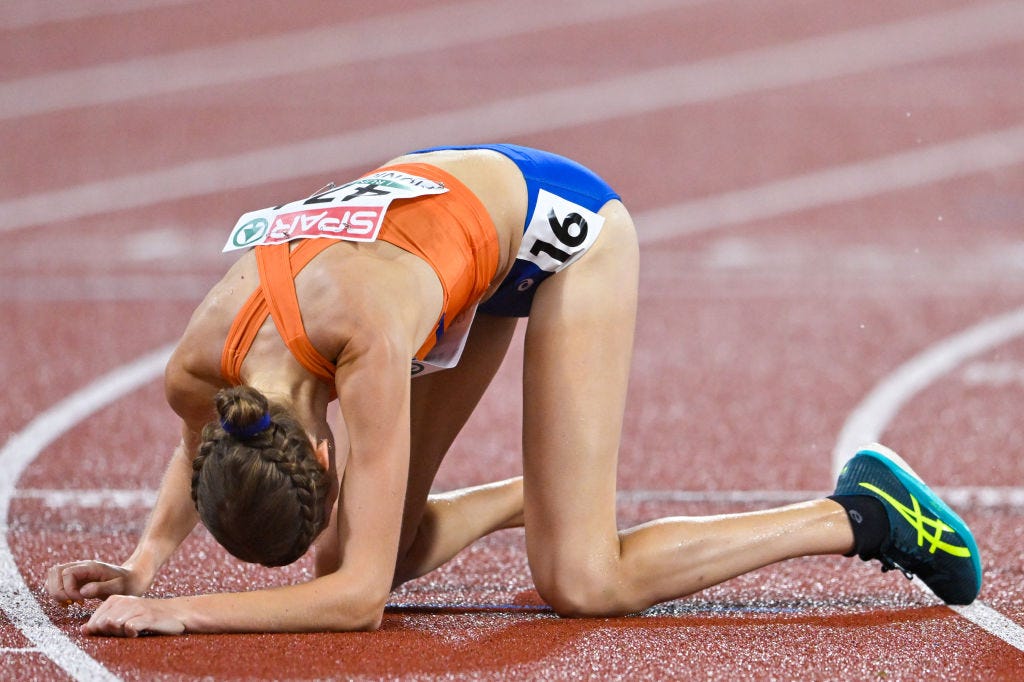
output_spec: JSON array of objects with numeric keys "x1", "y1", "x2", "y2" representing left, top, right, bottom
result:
[{"x1": 45, "y1": 144, "x2": 981, "y2": 636}]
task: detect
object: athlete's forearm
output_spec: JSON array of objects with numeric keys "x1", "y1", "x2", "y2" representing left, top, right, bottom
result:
[
  {"x1": 122, "y1": 442, "x2": 199, "y2": 587},
  {"x1": 179, "y1": 570, "x2": 386, "y2": 633},
  {"x1": 393, "y1": 476, "x2": 523, "y2": 586},
  {"x1": 84, "y1": 567, "x2": 388, "y2": 636}
]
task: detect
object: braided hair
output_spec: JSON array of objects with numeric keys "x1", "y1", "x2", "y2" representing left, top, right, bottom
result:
[{"x1": 192, "y1": 386, "x2": 329, "y2": 567}]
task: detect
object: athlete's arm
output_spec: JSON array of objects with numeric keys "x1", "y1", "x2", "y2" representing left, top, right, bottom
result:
[
  {"x1": 82, "y1": 323, "x2": 414, "y2": 635},
  {"x1": 123, "y1": 425, "x2": 203, "y2": 581},
  {"x1": 45, "y1": 432, "x2": 200, "y2": 602},
  {"x1": 46, "y1": 360, "x2": 214, "y2": 603}
]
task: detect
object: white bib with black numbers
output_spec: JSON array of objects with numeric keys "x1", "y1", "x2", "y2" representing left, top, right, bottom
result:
[{"x1": 516, "y1": 189, "x2": 605, "y2": 271}]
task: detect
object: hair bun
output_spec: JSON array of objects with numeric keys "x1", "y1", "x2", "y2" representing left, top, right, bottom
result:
[{"x1": 215, "y1": 386, "x2": 272, "y2": 440}]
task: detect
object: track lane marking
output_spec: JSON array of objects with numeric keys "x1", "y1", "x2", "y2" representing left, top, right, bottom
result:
[
  {"x1": 833, "y1": 306, "x2": 1024, "y2": 474},
  {"x1": 3, "y1": 1, "x2": 1023, "y2": 675},
  {"x1": 0, "y1": 0, "x2": 694, "y2": 120},
  {"x1": 0, "y1": 345, "x2": 173, "y2": 682},
  {"x1": 637, "y1": 124, "x2": 1024, "y2": 242},
  {"x1": 15, "y1": 487, "x2": 1024, "y2": 508},
  {"x1": 833, "y1": 307, "x2": 1024, "y2": 652},
  {"x1": 0, "y1": 0, "x2": 195, "y2": 29},
  {"x1": 4, "y1": 1, "x2": 1024, "y2": 232},
  {"x1": 5, "y1": 0, "x2": 1022, "y2": 122}
]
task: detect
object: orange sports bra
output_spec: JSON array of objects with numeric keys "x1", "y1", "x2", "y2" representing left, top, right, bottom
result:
[{"x1": 220, "y1": 162, "x2": 500, "y2": 385}]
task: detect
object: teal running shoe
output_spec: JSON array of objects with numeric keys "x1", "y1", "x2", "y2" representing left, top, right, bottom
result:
[{"x1": 833, "y1": 443, "x2": 982, "y2": 605}]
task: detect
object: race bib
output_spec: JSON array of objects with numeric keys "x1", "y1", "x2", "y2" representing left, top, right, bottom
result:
[
  {"x1": 223, "y1": 170, "x2": 449, "y2": 252},
  {"x1": 515, "y1": 189, "x2": 605, "y2": 271},
  {"x1": 410, "y1": 305, "x2": 478, "y2": 377}
]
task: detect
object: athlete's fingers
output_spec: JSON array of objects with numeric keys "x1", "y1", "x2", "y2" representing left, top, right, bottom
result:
[
  {"x1": 82, "y1": 596, "x2": 185, "y2": 637},
  {"x1": 63, "y1": 566, "x2": 94, "y2": 601},
  {"x1": 60, "y1": 564, "x2": 99, "y2": 601},
  {"x1": 44, "y1": 564, "x2": 75, "y2": 602},
  {"x1": 122, "y1": 618, "x2": 141, "y2": 638},
  {"x1": 49, "y1": 561, "x2": 127, "y2": 602},
  {"x1": 79, "y1": 575, "x2": 127, "y2": 600},
  {"x1": 82, "y1": 595, "x2": 132, "y2": 636}
]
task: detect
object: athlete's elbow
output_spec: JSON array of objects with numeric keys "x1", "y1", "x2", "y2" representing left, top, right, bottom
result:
[
  {"x1": 348, "y1": 595, "x2": 386, "y2": 632},
  {"x1": 321, "y1": 586, "x2": 388, "y2": 632},
  {"x1": 330, "y1": 609, "x2": 383, "y2": 632}
]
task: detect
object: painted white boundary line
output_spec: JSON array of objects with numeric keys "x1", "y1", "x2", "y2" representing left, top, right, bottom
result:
[
  {"x1": 16, "y1": 486, "x2": 1024, "y2": 509},
  {"x1": 1, "y1": 1, "x2": 1021, "y2": 673},
  {"x1": 832, "y1": 308, "x2": 1024, "y2": 653},
  {"x1": 833, "y1": 306, "x2": 1024, "y2": 474},
  {"x1": 0, "y1": 0, "x2": 195, "y2": 29},
  {"x1": 5, "y1": 1, "x2": 1024, "y2": 233},
  {"x1": 618, "y1": 488, "x2": 1024, "y2": 508},
  {"x1": 0, "y1": 0, "x2": 691, "y2": 120},
  {"x1": 0, "y1": 345, "x2": 173, "y2": 682},
  {"x1": 4, "y1": 324, "x2": 1024, "y2": 675},
  {"x1": 637, "y1": 124, "x2": 1024, "y2": 243}
]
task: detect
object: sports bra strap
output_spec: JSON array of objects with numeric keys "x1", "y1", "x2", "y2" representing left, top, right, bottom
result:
[
  {"x1": 220, "y1": 240, "x2": 337, "y2": 385},
  {"x1": 257, "y1": 241, "x2": 337, "y2": 381}
]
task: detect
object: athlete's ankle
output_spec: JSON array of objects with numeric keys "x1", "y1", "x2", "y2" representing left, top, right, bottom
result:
[{"x1": 827, "y1": 494, "x2": 889, "y2": 559}]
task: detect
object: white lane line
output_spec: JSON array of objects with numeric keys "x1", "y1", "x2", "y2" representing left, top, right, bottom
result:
[
  {"x1": 949, "y1": 603, "x2": 1024, "y2": 651},
  {"x1": 5, "y1": 1, "x2": 1024, "y2": 234},
  {"x1": 833, "y1": 306, "x2": 1024, "y2": 474},
  {"x1": 4, "y1": 328, "x2": 1023, "y2": 676},
  {"x1": 15, "y1": 486, "x2": 1024, "y2": 509},
  {"x1": 0, "y1": 0, "x2": 693, "y2": 119},
  {"x1": 0, "y1": 345, "x2": 173, "y2": 682},
  {"x1": 0, "y1": 0, "x2": 195, "y2": 29},
  {"x1": 619, "y1": 487, "x2": 1024, "y2": 508},
  {"x1": 18, "y1": 489, "x2": 158, "y2": 509},
  {"x1": 636, "y1": 124, "x2": 1024, "y2": 243},
  {"x1": 0, "y1": 274, "x2": 216, "y2": 302},
  {"x1": 832, "y1": 308, "x2": 1024, "y2": 653},
  {"x1": 961, "y1": 360, "x2": 1024, "y2": 388}
]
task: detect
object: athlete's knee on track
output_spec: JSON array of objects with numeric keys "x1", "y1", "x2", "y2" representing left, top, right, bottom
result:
[{"x1": 533, "y1": 559, "x2": 632, "y2": 618}]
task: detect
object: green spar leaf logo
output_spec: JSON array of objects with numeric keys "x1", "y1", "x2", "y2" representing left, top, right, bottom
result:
[{"x1": 232, "y1": 217, "x2": 269, "y2": 248}]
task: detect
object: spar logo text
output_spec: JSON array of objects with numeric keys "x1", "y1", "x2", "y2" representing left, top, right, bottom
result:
[{"x1": 266, "y1": 206, "x2": 383, "y2": 243}]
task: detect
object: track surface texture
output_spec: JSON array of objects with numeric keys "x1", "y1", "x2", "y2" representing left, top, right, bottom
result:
[{"x1": 3, "y1": 1, "x2": 1024, "y2": 680}]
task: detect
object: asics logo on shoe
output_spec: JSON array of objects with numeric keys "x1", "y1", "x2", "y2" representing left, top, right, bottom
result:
[{"x1": 858, "y1": 482, "x2": 972, "y2": 558}]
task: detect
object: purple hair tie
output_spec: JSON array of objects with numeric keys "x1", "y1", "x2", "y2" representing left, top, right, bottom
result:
[{"x1": 220, "y1": 411, "x2": 272, "y2": 439}]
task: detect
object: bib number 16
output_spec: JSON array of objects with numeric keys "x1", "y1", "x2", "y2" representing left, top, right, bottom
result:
[{"x1": 517, "y1": 189, "x2": 605, "y2": 272}]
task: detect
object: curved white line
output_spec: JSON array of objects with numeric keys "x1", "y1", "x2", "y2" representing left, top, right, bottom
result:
[
  {"x1": 833, "y1": 306, "x2": 1024, "y2": 473},
  {"x1": 6, "y1": 313, "x2": 1024, "y2": 673},
  {"x1": 0, "y1": 344, "x2": 173, "y2": 682},
  {"x1": 833, "y1": 307, "x2": 1024, "y2": 652},
  {"x1": 2, "y1": 1, "x2": 1022, "y2": 670}
]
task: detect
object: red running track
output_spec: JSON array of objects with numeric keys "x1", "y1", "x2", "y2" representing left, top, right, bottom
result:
[{"x1": 2, "y1": 0, "x2": 1024, "y2": 679}]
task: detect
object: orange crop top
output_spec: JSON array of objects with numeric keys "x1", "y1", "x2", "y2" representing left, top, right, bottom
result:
[{"x1": 220, "y1": 162, "x2": 500, "y2": 385}]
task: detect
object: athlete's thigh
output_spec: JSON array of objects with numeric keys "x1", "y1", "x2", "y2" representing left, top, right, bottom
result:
[
  {"x1": 398, "y1": 313, "x2": 519, "y2": 553},
  {"x1": 521, "y1": 201, "x2": 639, "y2": 567}
]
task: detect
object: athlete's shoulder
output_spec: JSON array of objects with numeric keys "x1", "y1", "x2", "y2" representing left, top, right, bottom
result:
[{"x1": 164, "y1": 344, "x2": 220, "y2": 429}]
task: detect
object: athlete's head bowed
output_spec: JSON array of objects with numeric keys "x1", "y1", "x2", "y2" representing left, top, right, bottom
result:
[{"x1": 191, "y1": 386, "x2": 331, "y2": 566}]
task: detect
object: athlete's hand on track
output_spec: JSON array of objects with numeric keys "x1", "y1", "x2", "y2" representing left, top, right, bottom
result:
[
  {"x1": 81, "y1": 595, "x2": 186, "y2": 637},
  {"x1": 45, "y1": 560, "x2": 148, "y2": 603}
]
